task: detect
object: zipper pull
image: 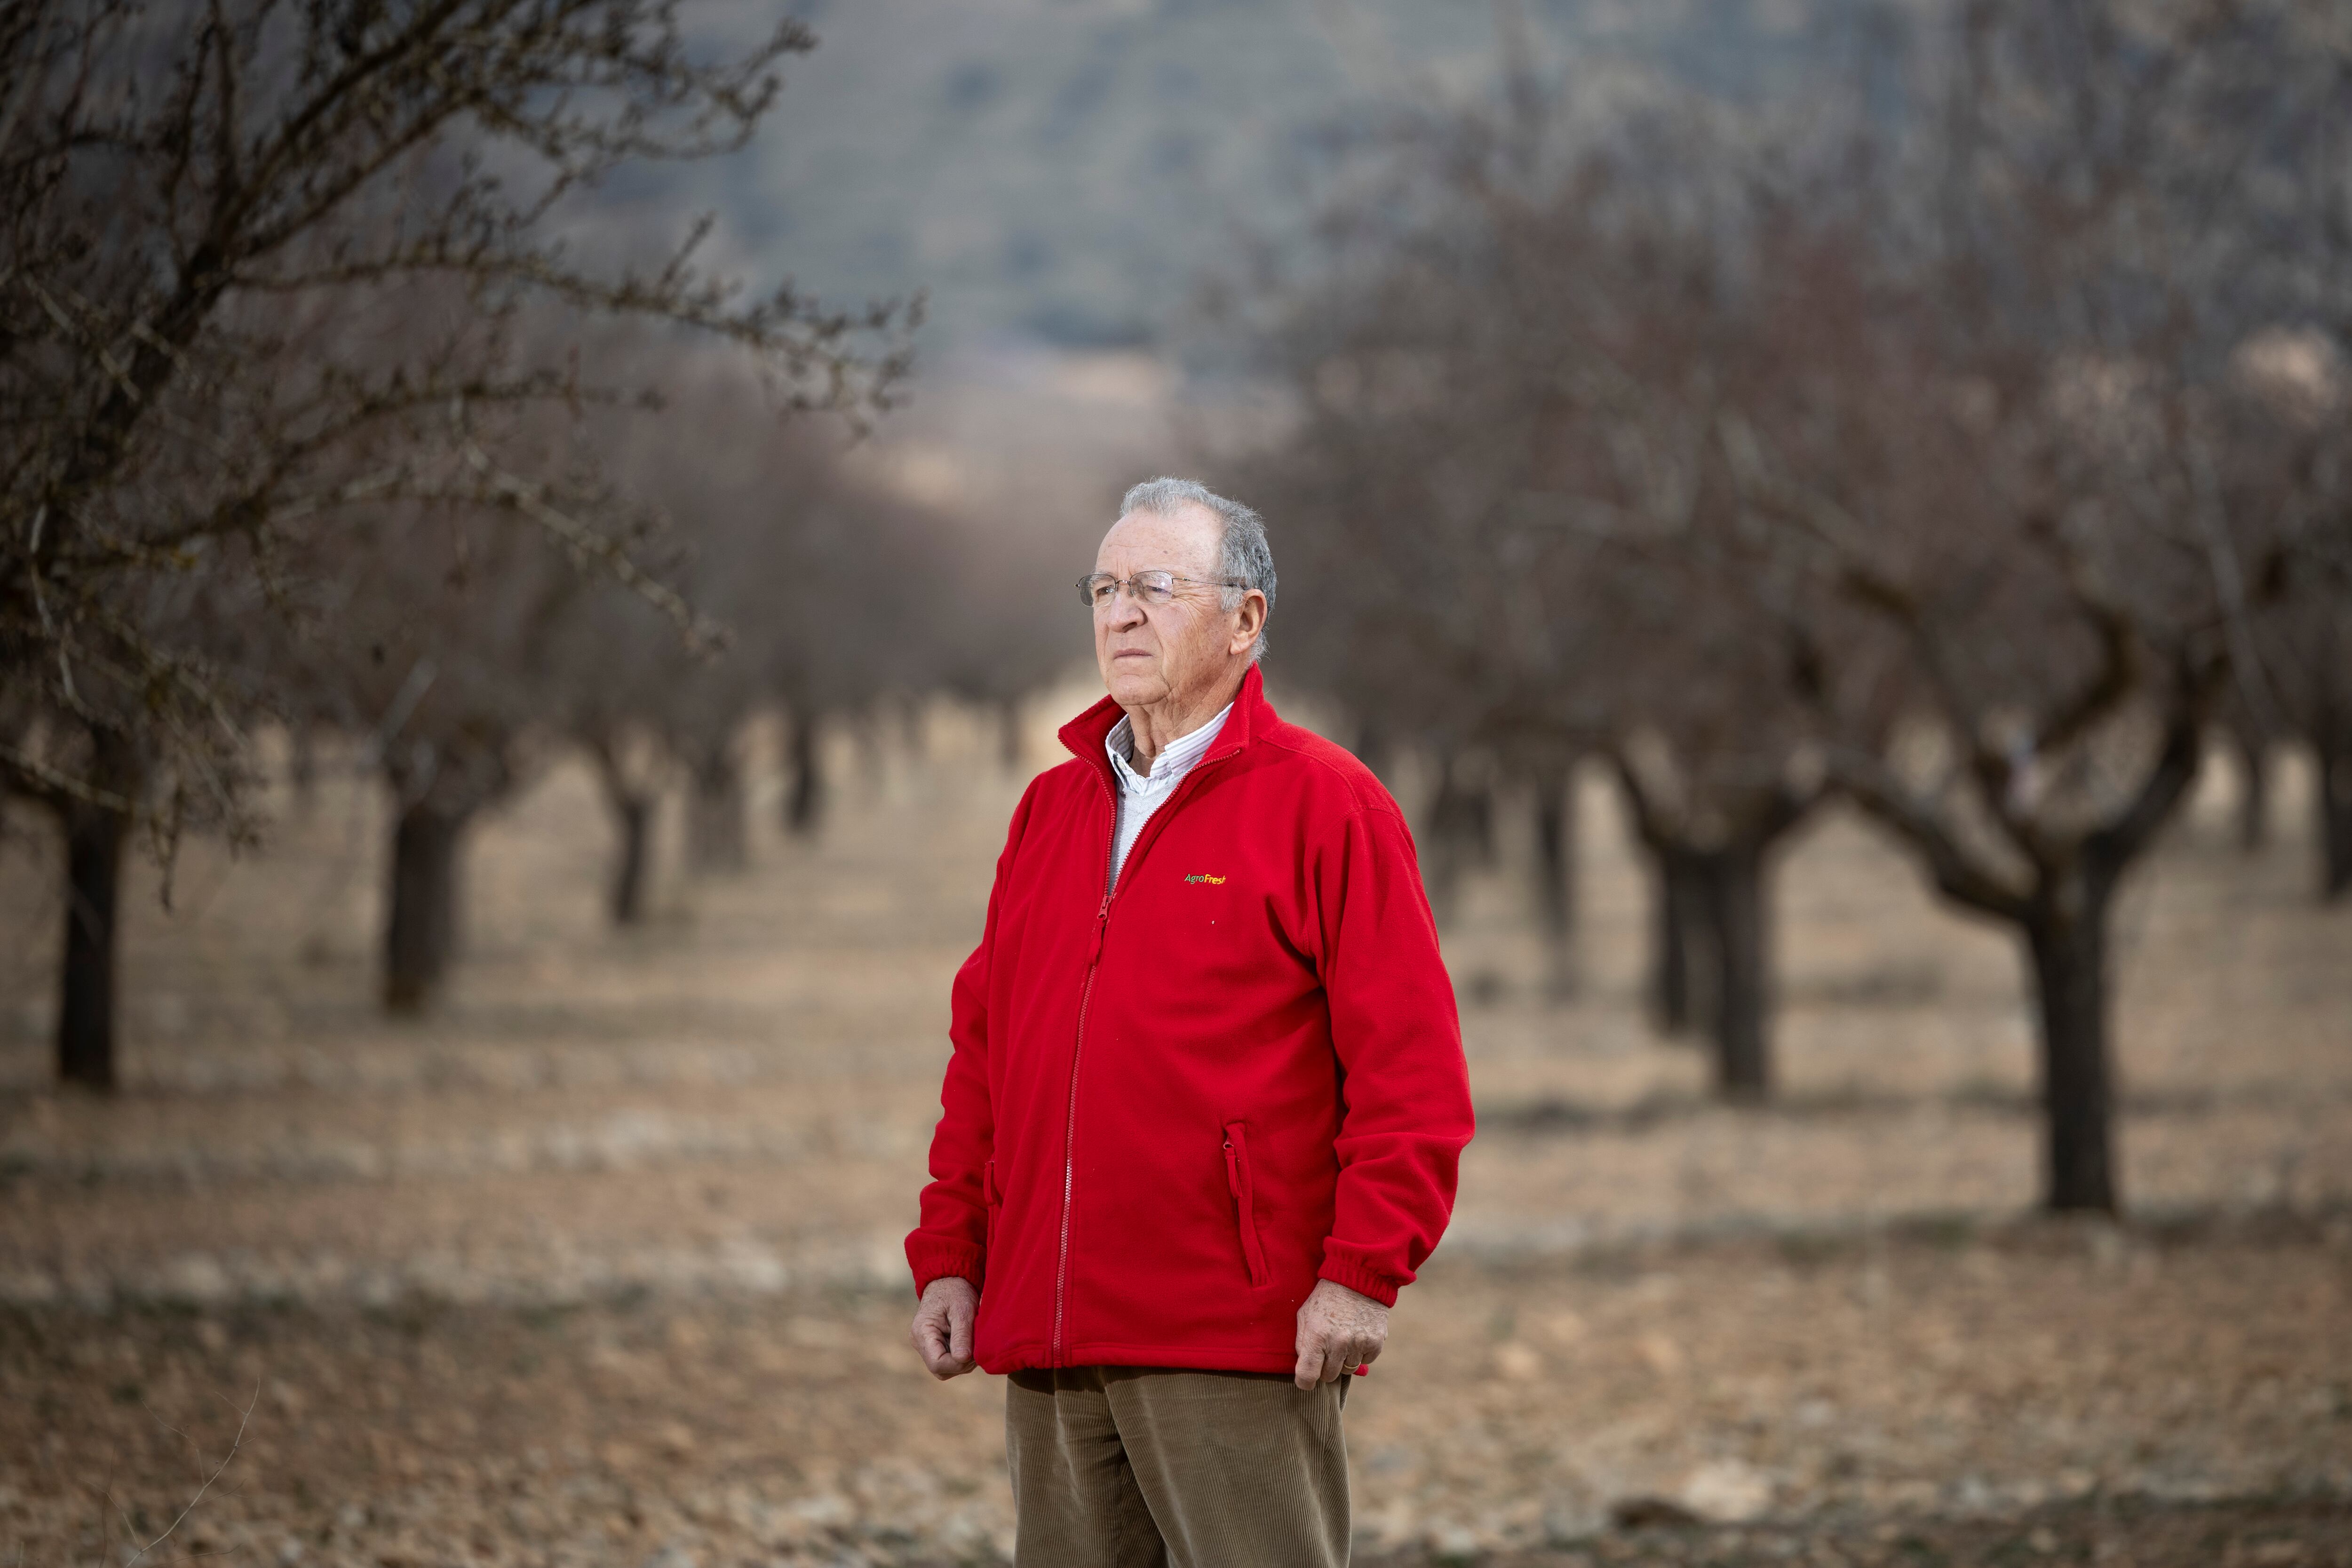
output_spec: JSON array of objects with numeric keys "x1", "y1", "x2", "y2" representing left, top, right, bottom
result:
[{"x1": 1097, "y1": 893, "x2": 1111, "y2": 922}]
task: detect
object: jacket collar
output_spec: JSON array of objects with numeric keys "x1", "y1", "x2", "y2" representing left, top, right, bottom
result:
[{"x1": 1060, "y1": 663, "x2": 1270, "y2": 784}]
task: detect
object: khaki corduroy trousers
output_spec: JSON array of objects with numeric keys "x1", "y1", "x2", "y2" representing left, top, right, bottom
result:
[{"x1": 1004, "y1": 1365, "x2": 1351, "y2": 1568}]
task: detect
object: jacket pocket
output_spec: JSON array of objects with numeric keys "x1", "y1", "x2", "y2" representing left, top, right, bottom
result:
[
  {"x1": 982, "y1": 1158, "x2": 999, "y2": 1259},
  {"x1": 1222, "y1": 1122, "x2": 1271, "y2": 1289}
]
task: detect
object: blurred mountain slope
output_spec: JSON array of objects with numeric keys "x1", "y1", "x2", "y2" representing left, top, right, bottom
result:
[{"x1": 657, "y1": 0, "x2": 1887, "y2": 349}]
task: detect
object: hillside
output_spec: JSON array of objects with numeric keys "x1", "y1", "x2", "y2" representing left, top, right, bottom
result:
[{"x1": 637, "y1": 0, "x2": 1902, "y2": 353}]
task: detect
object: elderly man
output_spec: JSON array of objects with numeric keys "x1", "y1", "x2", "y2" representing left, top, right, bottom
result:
[{"x1": 906, "y1": 478, "x2": 1474, "y2": 1567}]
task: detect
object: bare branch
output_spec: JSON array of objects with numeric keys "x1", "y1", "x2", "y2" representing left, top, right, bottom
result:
[{"x1": 120, "y1": 1382, "x2": 258, "y2": 1568}]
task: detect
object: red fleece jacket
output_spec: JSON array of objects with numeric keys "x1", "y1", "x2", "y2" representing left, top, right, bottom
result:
[{"x1": 906, "y1": 667, "x2": 1474, "y2": 1376}]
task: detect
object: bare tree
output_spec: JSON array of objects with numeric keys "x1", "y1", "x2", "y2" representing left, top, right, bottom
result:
[
  {"x1": 1715, "y1": 0, "x2": 2349, "y2": 1209},
  {"x1": 1, "y1": 0, "x2": 909, "y2": 1068},
  {"x1": 1227, "y1": 0, "x2": 2349, "y2": 1189},
  {"x1": 544, "y1": 352, "x2": 783, "y2": 918},
  {"x1": 274, "y1": 485, "x2": 585, "y2": 1010},
  {"x1": 1235, "y1": 110, "x2": 1832, "y2": 1084}
]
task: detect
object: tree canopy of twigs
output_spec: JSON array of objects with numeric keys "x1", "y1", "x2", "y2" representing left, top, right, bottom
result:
[
  {"x1": 1, "y1": 0, "x2": 918, "y2": 1080},
  {"x1": 1229, "y1": 0, "x2": 2352, "y2": 1211},
  {"x1": 0, "y1": 0, "x2": 915, "y2": 845}
]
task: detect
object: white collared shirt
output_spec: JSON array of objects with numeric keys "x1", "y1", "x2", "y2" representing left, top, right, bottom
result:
[{"x1": 1105, "y1": 701, "x2": 1233, "y2": 892}]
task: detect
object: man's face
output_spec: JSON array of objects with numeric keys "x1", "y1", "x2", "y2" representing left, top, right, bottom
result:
[{"x1": 1092, "y1": 503, "x2": 1252, "y2": 712}]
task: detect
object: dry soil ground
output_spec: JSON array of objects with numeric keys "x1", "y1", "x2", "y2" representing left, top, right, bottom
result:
[{"x1": 1, "y1": 693, "x2": 2348, "y2": 1566}]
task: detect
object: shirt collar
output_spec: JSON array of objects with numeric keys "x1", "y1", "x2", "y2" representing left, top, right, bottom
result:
[
  {"x1": 1061, "y1": 662, "x2": 1271, "y2": 777},
  {"x1": 1106, "y1": 700, "x2": 1234, "y2": 793}
]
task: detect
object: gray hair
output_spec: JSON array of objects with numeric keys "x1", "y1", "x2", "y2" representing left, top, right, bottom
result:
[{"x1": 1118, "y1": 477, "x2": 1278, "y2": 661}]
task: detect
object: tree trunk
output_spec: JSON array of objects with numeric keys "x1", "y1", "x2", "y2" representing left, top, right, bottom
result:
[
  {"x1": 1703, "y1": 851, "x2": 1769, "y2": 1100},
  {"x1": 289, "y1": 724, "x2": 320, "y2": 820},
  {"x1": 1648, "y1": 845, "x2": 1712, "y2": 1037},
  {"x1": 1845, "y1": 701, "x2": 2193, "y2": 1216},
  {"x1": 609, "y1": 794, "x2": 653, "y2": 924},
  {"x1": 998, "y1": 696, "x2": 1025, "y2": 773},
  {"x1": 587, "y1": 737, "x2": 672, "y2": 917},
  {"x1": 1646, "y1": 831, "x2": 1784, "y2": 1095},
  {"x1": 2228, "y1": 724, "x2": 2268, "y2": 852},
  {"x1": 688, "y1": 747, "x2": 746, "y2": 874},
  {"x1": 57, "y1": 790, "x2": 131, "y2": 1090},
  {"x1": 1421, "y1": 755, "x2": 1494, "y2": 926},
  {"x1": 1700, "y1": 844, "x2": 1771, "y2": 1101},
  {"x1": 898, "y1": 697, "x2": 928, "y2": 765},
  {"x1": 383, "y1": 801, "x2": 467, "y2": 1014},
  {"x1": 785, "y1": 709, "x2": 825, "y2": 838},
  {"x1": 2023, "y1": 873, "x2": 2120, "y2": 1213},
  {"x1": 1351, "y1": 717, "x2": 1393, "y2": 784},
  {"x1": 2319, "y1": 724, "x2": 2352, "y2": 902},
  {"x1": 1531, "y1": 761, "x2": 1578, "y2": 999}
]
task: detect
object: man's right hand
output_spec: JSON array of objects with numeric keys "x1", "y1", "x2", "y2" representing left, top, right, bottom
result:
[{"x1": 910, "y1": 1276, "x2": 979, "y2": 1379}]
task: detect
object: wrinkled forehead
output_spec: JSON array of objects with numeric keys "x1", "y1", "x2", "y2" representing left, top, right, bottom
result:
[{"x1": 1095, "y1": 502, "x2": 1223, "y2": 576}]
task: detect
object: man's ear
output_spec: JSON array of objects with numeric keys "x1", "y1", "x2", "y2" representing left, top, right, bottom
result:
[{"x1": 1228, "y1": 591, "x2": 1267, "y2": 656}]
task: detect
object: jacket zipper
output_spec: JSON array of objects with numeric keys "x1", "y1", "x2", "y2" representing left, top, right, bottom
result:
[
  {"x1": 1052, "y1": 774, "x2": 1119, "y2": 1364},
  {"x1": 1050, "y1": 740, "x2": 1238, "y2": 1364}
]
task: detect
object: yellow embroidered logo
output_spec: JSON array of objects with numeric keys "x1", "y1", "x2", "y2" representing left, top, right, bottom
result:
[{"x1": 1183, "y1": 873, "x2": 1226, "y2": 885}]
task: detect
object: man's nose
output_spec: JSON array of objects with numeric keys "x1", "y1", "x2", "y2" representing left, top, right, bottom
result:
[{"x1": 1106, "y1": 589, "x2": 1147, "y2": 629}]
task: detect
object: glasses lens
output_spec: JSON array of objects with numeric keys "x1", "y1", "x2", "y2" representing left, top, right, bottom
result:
[
  {"x1": 1135, "y1": 572, "x2": 1177, "y2": 604},
  {"x1": 1079, "y1": 575, "x2": 1112, "y2": 607}
]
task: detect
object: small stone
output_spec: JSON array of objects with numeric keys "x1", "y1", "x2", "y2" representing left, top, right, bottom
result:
[
  {"x1": 1611, "y1": 1496, "x2": 1703, "y2": 1530},
  {"x1": 1493, "y1": 1341, "x2": 1542, "y2": 1379},
  {"x1": 1683, "y1": 1459, "x2": 1772, "y2": 1523},
  {"x1": 1637, "y1": 1332, "x2": 1685, "y2": 1375}
]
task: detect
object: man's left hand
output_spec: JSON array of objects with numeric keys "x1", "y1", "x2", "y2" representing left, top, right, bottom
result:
[{"x1": 1293, "y1": 1278, "x2": 1388, "y2": 1390}]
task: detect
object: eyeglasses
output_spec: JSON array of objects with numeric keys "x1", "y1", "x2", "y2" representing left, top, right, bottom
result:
[{"x1": 1075, "y1": 570, "x2": 1248, "y2": 610}]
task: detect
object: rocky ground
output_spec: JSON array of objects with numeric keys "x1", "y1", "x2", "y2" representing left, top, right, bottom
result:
[{"x1": 2, "y1": 699, "x2": 2348, "y2": 1564}]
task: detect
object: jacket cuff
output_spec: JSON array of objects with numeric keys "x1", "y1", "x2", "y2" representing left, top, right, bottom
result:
[
  {"x1": 906, "y1": 1237, "x2": 985, "y2": 1300},
  {"x1": 1317, "y1": 1254, "x2": 1402, "y2": 1308}
]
